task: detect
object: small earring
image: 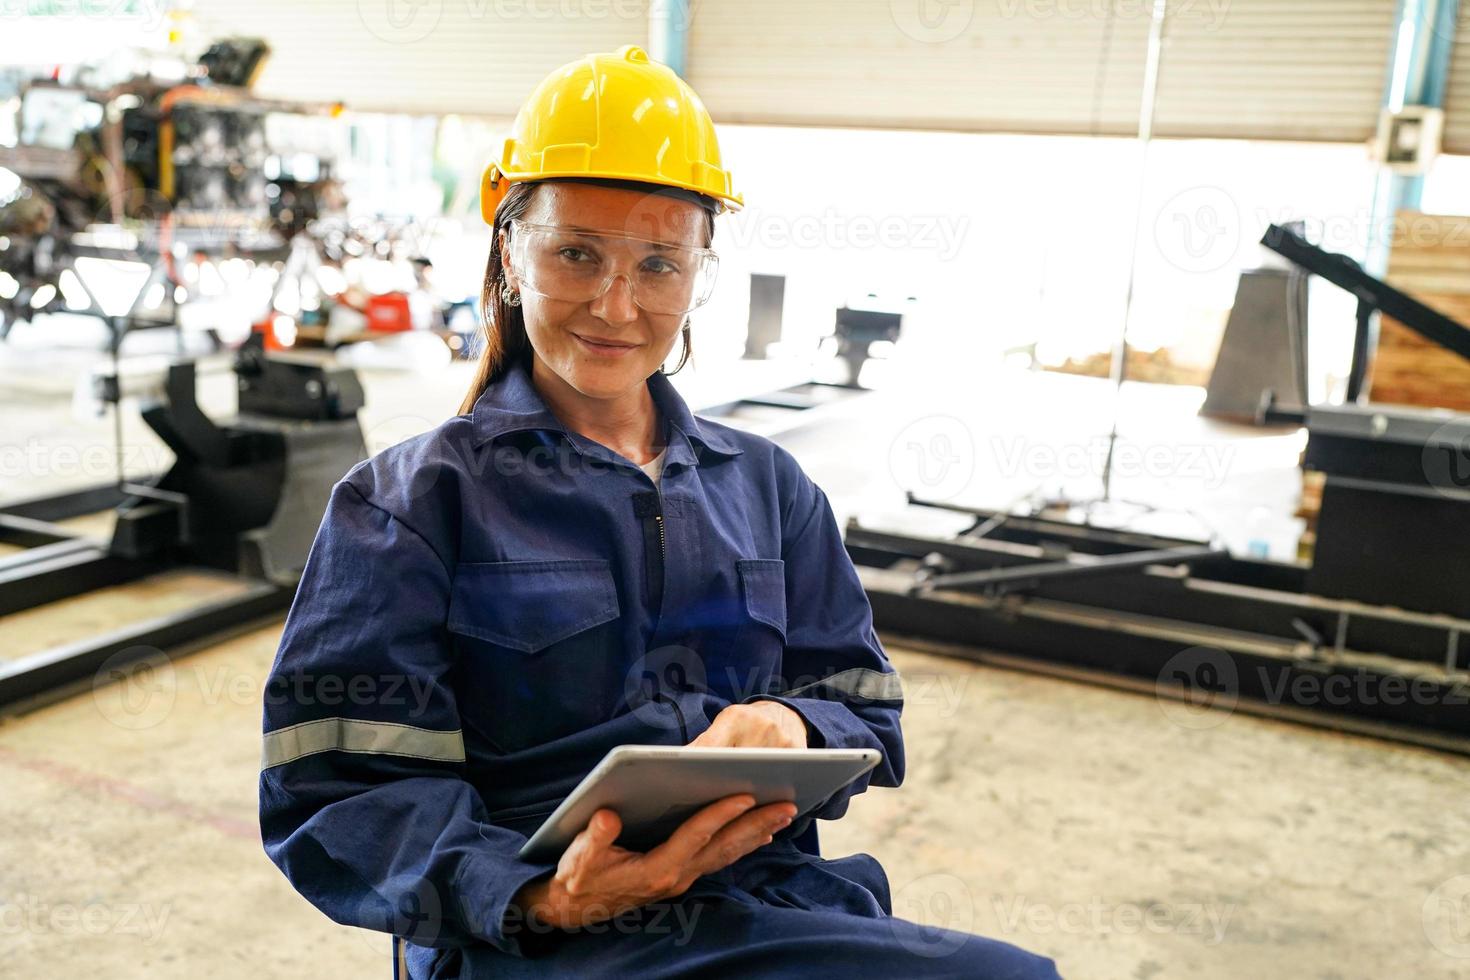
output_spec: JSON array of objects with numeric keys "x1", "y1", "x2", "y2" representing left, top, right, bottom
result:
[{"x1": 501, "y1": 282, "x2": 521, "y2": 307}]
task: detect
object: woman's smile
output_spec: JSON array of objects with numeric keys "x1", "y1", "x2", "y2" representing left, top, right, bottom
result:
[{"x1": 572, "y1": 332, "x2": 642, "y2": 357}]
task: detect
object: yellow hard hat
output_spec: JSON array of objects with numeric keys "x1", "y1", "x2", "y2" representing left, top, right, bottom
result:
[{"x1": 479, "y1": 44, "x2": 742, "y2": 224}]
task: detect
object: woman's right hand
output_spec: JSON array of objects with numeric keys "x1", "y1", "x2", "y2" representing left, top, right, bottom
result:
[{"x1": 511, "y1": 794, "x2": 797, "y2": 930}]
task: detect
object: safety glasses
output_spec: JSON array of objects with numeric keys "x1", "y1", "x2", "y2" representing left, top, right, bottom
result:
[{"x1": 507, "y1": 219, "x2": 719, "y2": 316}]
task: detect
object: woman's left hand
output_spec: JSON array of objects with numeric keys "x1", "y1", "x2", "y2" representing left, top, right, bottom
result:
[{"x1": 689, "y1": 701, "x2": 810, "y2": 749}]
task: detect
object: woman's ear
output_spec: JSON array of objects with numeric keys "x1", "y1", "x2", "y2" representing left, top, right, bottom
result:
[{"x1": 497, "y1": 226, "x2": 518, "y2": 289}]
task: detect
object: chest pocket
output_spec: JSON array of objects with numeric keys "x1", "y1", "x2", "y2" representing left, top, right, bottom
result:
[
  {"x1": 698, "y1": 558, "x2": 789, "y2": 702},
  {"x1": 447, "y1": 559, "x2": 620, "y2": 653},
  {"x1": 737, "y1": 558, "x2": 788, "y2": 641},
  {"x1": 447, "y1": 559, "x2": 622, "y2": 754}
]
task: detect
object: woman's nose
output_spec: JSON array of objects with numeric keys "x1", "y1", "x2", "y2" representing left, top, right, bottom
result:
[{"x1": 589, "y1": 273, "x2": 640, "y2": 325}]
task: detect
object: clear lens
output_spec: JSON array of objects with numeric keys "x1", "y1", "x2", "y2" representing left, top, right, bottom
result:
[{"x1": 508, "y1": 220, "x2": 718, "y2": 315}]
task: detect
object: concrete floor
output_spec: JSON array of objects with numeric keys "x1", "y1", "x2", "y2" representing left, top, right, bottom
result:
[
  {"x1": 4, "y1": 624, "x2": 1469, "y2": 979},
  {"x1": 3, "y1": 339, "x2": 1470, "y2": 978}
]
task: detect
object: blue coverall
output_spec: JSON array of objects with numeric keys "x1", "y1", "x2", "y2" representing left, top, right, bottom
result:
[{"x1": 259, "y1": 354, "x2": 1062, "y2": 979}]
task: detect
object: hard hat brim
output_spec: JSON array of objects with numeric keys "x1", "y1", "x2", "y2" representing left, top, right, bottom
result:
[{"x1": 480, "y1": 167, "x2": 742, "y2": 225}]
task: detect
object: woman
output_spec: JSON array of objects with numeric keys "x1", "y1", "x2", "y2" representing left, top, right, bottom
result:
[{"x1": 260, "y1": 46, "x2": 1061, "y2": 979}]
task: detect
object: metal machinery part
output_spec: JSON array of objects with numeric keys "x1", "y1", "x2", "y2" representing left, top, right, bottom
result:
[
  {"x1": 849, "y1": 498, "x2": 1470, "y2": 755},
  {"x1": 0, "y1": 340, "x2": 365, "y2": 713},
  {"x1": 829, "y1": 306, "x2": 902, "y2": 388},
  {"x1": 846, "y1": 227, "x2": 1470, "y2": 754},
  {"x1": 700, "y1": 304, "x2": 904, "y2": 439}
]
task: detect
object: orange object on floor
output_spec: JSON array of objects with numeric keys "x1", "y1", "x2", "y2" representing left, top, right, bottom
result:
[
  {"x1": 254, "y1": 317, "x2": 284, "y2": 351},
  {"x1": 365, "y1": 292, "x2": 413, "y2": 332}
]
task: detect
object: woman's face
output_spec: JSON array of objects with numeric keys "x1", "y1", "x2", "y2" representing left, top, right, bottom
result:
[{"x1": 500, "y1": 181, "x2": 710, "y2": 400}]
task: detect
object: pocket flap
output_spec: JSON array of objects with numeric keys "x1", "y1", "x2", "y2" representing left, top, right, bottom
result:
[
  {"x1": 737, "y1": 558, "x2": 787, "y2": 640},
  {"x1": 448, "y1": 559, "x2": 620, "y2": 653}
]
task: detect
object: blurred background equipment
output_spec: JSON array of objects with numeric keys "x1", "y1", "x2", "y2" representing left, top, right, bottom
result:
[
  {"x1": 701, "y1": 298, "x2": 905, "y2": 437},
  {"x1": 849, "y1": 221, "x2": 1470, "y2": 755},
  {"x1": 1199, "y1": 265, "x2": 1310, "y2": 423},
  {"x1": 742, "y1": 272, "x2": 784, "y2": 360},
  {"x1": 3, "y1": 4, "x2": 1470, "y2": 978},
  {"x1": 0, "y1": 333, "x2": 366, "y2": 711}
]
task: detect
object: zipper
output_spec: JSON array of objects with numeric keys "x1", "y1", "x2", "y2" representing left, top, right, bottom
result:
[
  {"x1": 655, "y1": 508, "x2": 666, "y2": 565},
  {"x1": 633, "y1": 482, "x2": 686, "y2": 741},
  {"x1": 632, "y1": 489, "x2": 665, "y2": 618}
]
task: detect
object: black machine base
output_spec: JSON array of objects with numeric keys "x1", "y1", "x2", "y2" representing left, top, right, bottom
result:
[
  {"x1": 1, "y1": 342, "x2": 366, "y2": 713},
  {"x1": 847, "y1": 498, "x2": 1470, "y2": 755}
]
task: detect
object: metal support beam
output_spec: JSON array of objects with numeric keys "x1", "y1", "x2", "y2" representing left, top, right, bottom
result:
[
  {"x1": 647, "y1": 0, "x2": 691, "y2": 77},
  {"x1": 852, "y1": 545, "x2": 1470, "y2": 754},
  {"x1": 0, "y1": 548, "x2": 159, "y2": 617},
  {"x1": 915, "y1": 545, "x2": 1227, "y2": 598},
  {"x1": 1366, "y1": 0, "x2": 1461, "y2": 275},
  {"x1": 0, "y1": 481, "x2": 132, "y2": 522},
  {"x1": 0, "y1": 577, "x2": 291, "y2": 714},
  {"x1": 0, "y1": 512, "x2": 82, "y2": 549}
]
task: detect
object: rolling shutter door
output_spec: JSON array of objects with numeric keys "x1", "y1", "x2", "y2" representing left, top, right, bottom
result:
[
  {"x1": 687, "y1": 0, "x2": 1396, "y2": 144},
  {"x1": 187, "y1": 0, "x2": 650, "y2": 117}
]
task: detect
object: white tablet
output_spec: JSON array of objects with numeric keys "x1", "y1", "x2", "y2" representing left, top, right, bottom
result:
[{"x1": 517, "y1": 745, "x2": 882, "y2": 863}]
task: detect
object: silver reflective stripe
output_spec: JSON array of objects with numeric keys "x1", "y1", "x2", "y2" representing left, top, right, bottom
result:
[
  {"x1": 779, "y1": 668, "x2": 903, "y2": 702},
  {"x1": 261, "y1": 718, "x2": 466, "y2": 770}
]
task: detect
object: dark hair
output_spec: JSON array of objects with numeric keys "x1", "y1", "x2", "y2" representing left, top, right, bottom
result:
[{"x1": 457, "y1": 178, "x2": 720, "y2": 415}]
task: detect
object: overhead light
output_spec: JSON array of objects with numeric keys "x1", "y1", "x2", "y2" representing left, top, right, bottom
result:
[{"x1": 273, "y1": 314, "x2": 298, "y2": 347}]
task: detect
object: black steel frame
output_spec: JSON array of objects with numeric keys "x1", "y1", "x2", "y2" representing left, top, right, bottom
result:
[
  {"x1": 848, "y1": 498, "x2": 1470, "y2": 755},
  {"x1": 0, "y1": 481, "x2": 292, "y2": 714},
  {"x1": 1260, "y1": 223, "x2": 1470, "y2": 405}
]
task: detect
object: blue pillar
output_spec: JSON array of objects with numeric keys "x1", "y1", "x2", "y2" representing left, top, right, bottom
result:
[
  {"x1": 1366, "y1": 0, "x2": 1460, "y2": 273},
  {"x1": 648, "y1": 0, "x2": 691, "y2": 78}
]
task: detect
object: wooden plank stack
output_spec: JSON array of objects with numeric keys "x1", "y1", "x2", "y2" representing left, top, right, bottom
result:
[{"x1": 1373, "y1": 211, "x2": 1470, "y2": 411}]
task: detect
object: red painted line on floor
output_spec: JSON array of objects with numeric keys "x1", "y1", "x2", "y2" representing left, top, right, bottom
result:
[{"x1": 0, "y1": 744, "x2": 259, "y2": 842}]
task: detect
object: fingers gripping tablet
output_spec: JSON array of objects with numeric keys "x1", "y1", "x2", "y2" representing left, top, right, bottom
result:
[{"x1": 518, "y1": 746, "x2": 882, "y2": 862}]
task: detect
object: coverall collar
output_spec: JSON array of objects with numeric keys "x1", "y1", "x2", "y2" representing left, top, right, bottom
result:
[{"x1": 469, "y1": 353, "x2": 744, "y2": 466}]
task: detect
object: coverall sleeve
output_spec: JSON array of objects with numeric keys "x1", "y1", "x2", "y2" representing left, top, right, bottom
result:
[
  {"x1": 258, "y1": 479, "x2": 556, "y2": 955},
  {"x1": 742, "y1": 463, "x2": 906, "y2": 819}
]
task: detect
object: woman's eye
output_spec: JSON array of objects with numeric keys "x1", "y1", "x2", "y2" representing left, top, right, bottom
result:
[
  {"x1": 643, "y1": 257, "x2": 680, "y2": 276},
  {"x1": 556, "y1": 246, "x2": 591, "y2": 262}
]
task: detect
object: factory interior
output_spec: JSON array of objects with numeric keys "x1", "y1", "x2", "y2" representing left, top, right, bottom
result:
[{"x1": 3, "y1": 3, "x2": 1470, "y2": 978}]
